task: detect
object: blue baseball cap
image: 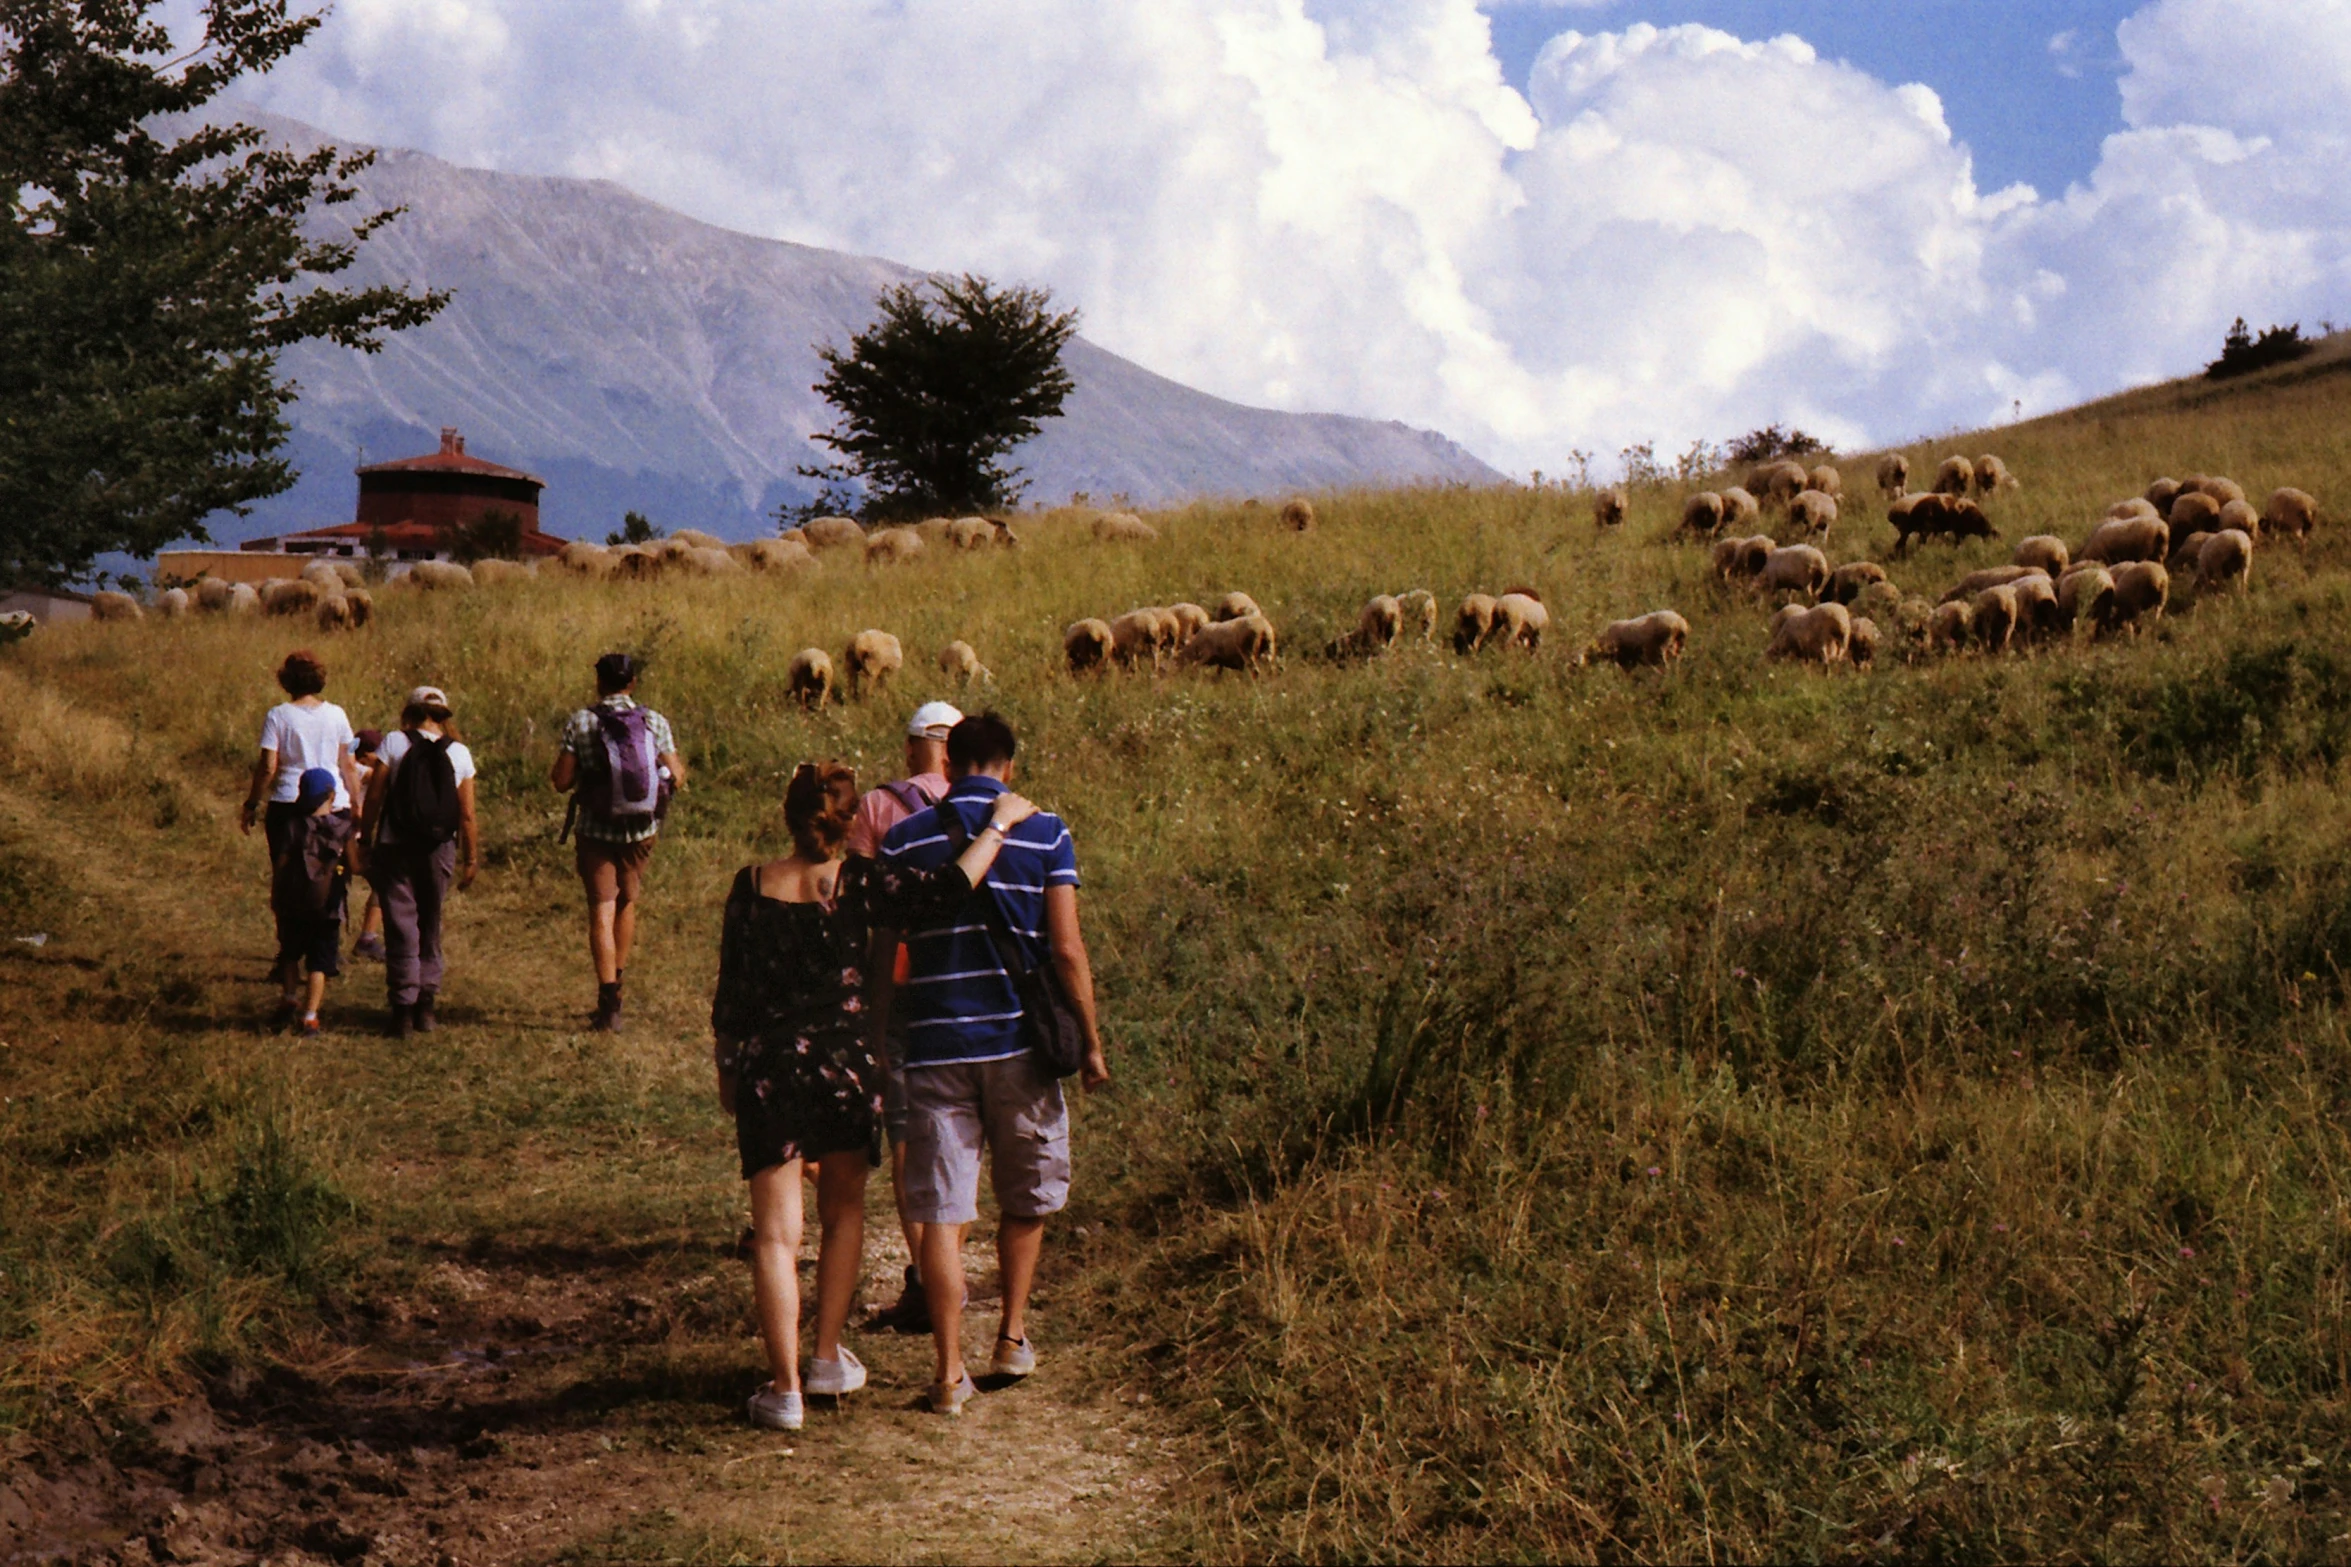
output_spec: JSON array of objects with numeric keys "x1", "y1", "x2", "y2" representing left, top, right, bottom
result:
[{"x1": 295, "y1": 767, "x2": 337, "y2": 814}]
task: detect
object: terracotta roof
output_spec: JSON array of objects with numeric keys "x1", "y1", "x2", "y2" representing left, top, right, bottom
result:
[{"x1": 357, "y1": 427, "x2": 545, "y2": 487}]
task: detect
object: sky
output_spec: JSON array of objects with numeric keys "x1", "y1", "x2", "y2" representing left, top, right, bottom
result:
[{"x1": 186, "y1": 0, "x2": 2351, "y2": 477}]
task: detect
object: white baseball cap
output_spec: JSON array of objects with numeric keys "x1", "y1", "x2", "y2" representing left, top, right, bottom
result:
[{"x1": 906, "y1": 701, "x2": 965, "y2": 740}]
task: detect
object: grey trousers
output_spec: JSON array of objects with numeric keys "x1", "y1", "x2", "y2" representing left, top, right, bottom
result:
[{"x1": 371, "y1": 840, "x2": 456, "y2": 1005}]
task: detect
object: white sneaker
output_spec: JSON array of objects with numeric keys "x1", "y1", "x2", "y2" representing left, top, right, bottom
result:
[
  {"x1": 804, "y1": 1346, "x2": 867, "y2": 1397},
  {"x1": 747, "y1": 1383, "x2": 804, "y2": 1431},
  {"x1": 991, "y1": 1334, "x2": 1037, "y2": 1379}
]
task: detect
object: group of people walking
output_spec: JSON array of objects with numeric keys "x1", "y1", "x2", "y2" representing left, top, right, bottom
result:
[{"x1": 246, "y1": 651, "x2": 1110, "y2": 1423}]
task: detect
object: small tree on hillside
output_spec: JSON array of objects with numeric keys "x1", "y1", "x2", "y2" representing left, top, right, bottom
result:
[
  {"x1": 806, "y1": 274, "x2": 1078, "y2": 520},
  {"x1": 607, "y1": 510, "x2": 661, "y2": 546}
]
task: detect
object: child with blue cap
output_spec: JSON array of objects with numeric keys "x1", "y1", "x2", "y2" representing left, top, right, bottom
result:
[{"x1": 271, "y1": 766, "x2": 358, "y2": 1034}]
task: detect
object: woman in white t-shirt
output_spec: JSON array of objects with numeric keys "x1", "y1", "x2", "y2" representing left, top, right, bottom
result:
[
  {"x1": 359, "y1": 685, "x2": 481, "y2": 1038},
  {"x1": 240, "y1": 650, "x2": 362, "y2": 865}
]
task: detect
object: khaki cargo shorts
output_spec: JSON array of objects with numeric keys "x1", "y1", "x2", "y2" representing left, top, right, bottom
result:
[{"x1": 900, "y1": 1053, "x2": 1070, "y2": 1225}]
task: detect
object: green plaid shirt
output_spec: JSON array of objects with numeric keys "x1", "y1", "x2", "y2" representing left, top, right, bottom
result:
[{"x1": 562, "y1": 696, "x2": 676, "y2": 844}]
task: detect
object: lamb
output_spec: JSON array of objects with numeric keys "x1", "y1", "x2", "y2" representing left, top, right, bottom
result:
[
  {"x1": 1280, "y1": 498, "x2": 1316, "y2": 532},
  {"x1": 2104, "y1": 561, "x2": 2169, "y2": 634},
  {"x1": 864, "y1": 527, "x2": 923, "y2": 566},
  {"x1": 555, "y1": 541, "x2": 615, "y2": 576},
  {"x1": 2216, "y1": 498, "x2": 2261, "y2": 537},
  {"x1": 407, "y1": 561, "x2": 475, "y2": 591},
  {"x1": 2014, "y1": 535, "x2": 2070, "y2": 576},
  {"x1": 1765, "y1": 602, "x2": 1853, "y2": 666},
  {"x1": 1848, "y1": 616, "x2": 1881, "y2": 668},
  {"x1": 1585, "y1": 610, "x2": 1689, "y2": 671},
  {"x1": 787, "y1": 648, "x2": 834, "y2": 707},
  {"x1": 800, "y1": 517, "x2": 867, "y2": 550},
  {"x1": 1110, "y1": 609, "x2": 1168, "y2": 670},
  {"x1": 1454, "y1": 593, "x2": 1499, "y2": 654},
  {"x1": 1806, "y1": 465, "x2": 1842, "y2": 499},
  {"x1": 2145, "y1": 477, "x2": 2183, "y2": 515},
  {"x1": 1357, "y1": 595, "x2": 1404, "y2": 653},
  {"x1": 1677, "y1": 492, "x2": 1726, "y2": 538},
  {"x1": 2056, "y1": 565, "x2": 2115, "y2": 632},
  {"x1": 671, "y1": 528, "x2": 726, "y2": 550},
  {"x1": 1177, "y1": 612, "x2": 1277, "y2": 673},
  {"x1": 1398, "y1": 589, "x2": 1439, "y2": 640},
  {"x1": 1787, "y1": 490, "x2": 1838, "y2": 540},
  {"x1": 1940, "y1": 565, "x2": 2047, "y2": 604},
  {"x1": 1594, "y1": 487, "x2": 1628, "y2": 529},
  {"x1": 1972, "y1": 585, "x2": 2021, "y2": 654},
  {"x1": 1825, "y1": 561, "x2": 1888, "y2": 605},
  {"x1": 846, "y1": 630, "x2": 903, "y2": 696},
  {"x1": 156, "y1": 587, "x2": 191, "y2": 618},
  {"x1": 1065, "y1": 619, "x2": 1115, "y2": 673},
  {"x1": 1928, "y1": 599, "x2": 1974, "y2": 654},
  {"x1": 1493, "y1": 591, "x2": 1549, "y2": 650},
  {"x1": 2263, "y1": 487, "x2": 2318, "y2": 540},
  {"x1": 938, "y1": 640, "x2": 992, "y2": 685},
  {"x1": 1876, "y1": 453, "x2": 1910, "y2": 499},
  {"x1": 1711, "y1": 534, "x2": 1773, "y2": 583},
  {"x1": 2198, "y1": 529, "x2": 2254, "y2": 594},
  {"x1": 1973, "y1": 455, "x2": 2016, "y2": 495},
  {"x1": 1933, "y1": 456, "x2": 1975, "y2": 496},
  {"x1": 1719, "y1": 487, "x2": 1761, "y2": 529},
  {"x1": 472, "y1": 558, "x2": 536, "y2": 587},
  {"x1": 2167, "y1": 490, "x2": 2222, "y2": 533},
  {"x1": 2079, "y1": 515, "x2": 2168, "y2": 565},
  {"x1": 1755, "y1": 544, "x2": 1830, "y2": 601},
  {"x1": 1166, "y1": 602, "x2": 1211, "y2": 641},
  {"x1": 1216, "y1": 591, "x2": 1263, "y2": 623},
  {"x1": 262, "y1": 578, "x2": 320, "y2": 616},
  {"x1": 91, "y1": 590, "x2": 143, "y2": 623},
  {"x1": 1093, "y1": 511, "x2": 1160, "y2": 543}
]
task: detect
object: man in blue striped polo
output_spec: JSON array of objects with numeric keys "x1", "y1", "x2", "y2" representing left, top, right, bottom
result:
[{"x1": 871, "y1": 712, "x2": 1110, "y2": 1416}]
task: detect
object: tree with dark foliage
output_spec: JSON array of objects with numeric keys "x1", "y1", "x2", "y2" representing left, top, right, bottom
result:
[
  {"x1": 808, "y1": 274, "x2": 1077, "y2": 519},
  {"x1": 2206, "y1": 317, "x2": 2313, "y2": 381},
  {"x1": 0, "y1": 0, "x2": 446, "y2": 587}
]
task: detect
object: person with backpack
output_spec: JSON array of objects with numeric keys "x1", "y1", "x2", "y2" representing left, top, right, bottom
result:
[
  {"x1": 270, "y1": 767, "x2": 357, "y2": 1036},
  {"x1": 550, "y1": 653, "x2": 686, "y2": 1032},
  {"x1": 360, "y1": 686, "x2": 480, "y2": 1039}
]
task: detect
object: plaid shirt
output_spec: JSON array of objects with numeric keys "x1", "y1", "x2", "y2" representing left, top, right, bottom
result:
[{"x1": 562, "y1": 695, "x2": 677, "y2": 844}]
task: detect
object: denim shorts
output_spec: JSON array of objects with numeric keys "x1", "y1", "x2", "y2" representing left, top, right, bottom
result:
[{"x1": 900, "y1": 1053, "x2": 1070, "y2": 1225}]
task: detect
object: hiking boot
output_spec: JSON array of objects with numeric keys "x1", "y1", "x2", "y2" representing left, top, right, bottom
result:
[
  {"x1": 413, "y1": 991, "x2": 438, "y2": 1033},
  {"x1": 804, "y1": 1346, "x2": 867, "y2": 1398},
  {"x1": 871, "y1": 1265, "x2": 932, "y2": 1334},
  {"x1": 351, "y1": 933, "x2": 385, "y2": 962},
  {"x1": 926, "y1": 1371, "x2": 977, "y2": 1417},
  {"x1": 387, "y1": 1002, "x2": 413, "y2": 1041},
  {"x1": 991, "y1": 1334, "x2": 1037, "y2": 1379},
  {"x1": 591, "y1": 982, "x2": 623, "y2": 1033},
  {"x1": 746, "y1": 1384, "x2": 804, "y2": 1431},
  {"x1": 299, "y1": 1016, "x2": 322, "y2": 1039}
]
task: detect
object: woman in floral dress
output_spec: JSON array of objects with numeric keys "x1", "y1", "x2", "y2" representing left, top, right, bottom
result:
[{"x1": 711, "y1": 760, "x2": 1037, "y2": 1431}]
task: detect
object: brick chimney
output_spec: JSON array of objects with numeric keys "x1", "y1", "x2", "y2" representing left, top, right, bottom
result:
[{"x1": 440, "y1": 426, "x2": 464, "y2": 455}]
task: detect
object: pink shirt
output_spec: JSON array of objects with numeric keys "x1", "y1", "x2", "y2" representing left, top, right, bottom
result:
[{"x1": 845, "y1": 771, "x2": 948, "y2": 859}]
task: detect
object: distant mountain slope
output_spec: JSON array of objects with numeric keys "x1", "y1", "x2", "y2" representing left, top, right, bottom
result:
[{"x1": 219, "y1": 113, "x2": 1499, "y2": 545}]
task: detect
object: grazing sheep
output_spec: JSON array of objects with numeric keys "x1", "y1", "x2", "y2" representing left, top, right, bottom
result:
[
  {"x1": 1177, "y1": 612, "x2": 1277, "y2": 673},
  {"x1": 1848, "y1": 616, "x2": 1881, "y2": 668},
  {"x1": 787, "y1": 647, "x2": 834, "y2": 707},
  {"x1": 733, "y1": 537, "x2": 819, "y2": 573},
  {"x1": 2198, "y1": 529, "x2": 2254, "y2": 594},
  {"x1": 2264, "y1": 487, "x2": 2318, "y2": 539},
  {"x1": 1853, "y1": 579, "x2": 1905, "y2": 622},
  {"x1": 1972, "y1": 585, "x2": 2021, "y2": 654},
  {"x1": 346, "y1": 590, "x2": 374, "y2": 629},
  {"x1": 1594, "y1": 487, "x2": 1628, "y2": 529},
  {"x1": 301, "y1": 558, "x2": 363, "y2": 590},
  {"x1": 1826, "y1": 561, "x2": 1888, "y2": 605},
  {"x1": 2216, "y1": 498, "x2": 2260, "y2": 537},
  {"x1": 1787, "y1": 490, "x2": 1838, "y2": 540},
  {"x1": 1494, "y1": 591, "x2": 1549, "y2": 650},
  {"x1": 315, "y1": 593, "x2": 354, "y2": 632},
  {"x1": 2011, "y1": 574, "x2": 2061, "y2": 640},
  {"x1": 407, "y1": 560, "x2": 475, "y2": 591},
  {"x1": 2178, "y1": 472, "x2": 2211, "y2": 496},
  {"x1": 1933, "y1": 456, "x2": 1975, "y2": 496},
  {"x1": 1454, "y1": 593, "x2": 1499, "y2": 654},
  {"x1": 610, "y1": 545, "x2": 665, "y2": 582},
  {"x1": 1927, "y1": 599, "x2": 1974, "y2": 653},
  {"x1": 681, "y1": 547, "x2": 741, "y2": 575},
  {"x1": 1720, "y1": 487, "x2": 1761, "y2": 529},
  {"x1": 2167, "y1": 490, "x2": 2222, "y2": 533},
  {"x1": 2108, "y1": 497, "x2": 2162, "y2": 522},
  {"x1": 1973, "y1": 455, "x2": 2016, "y2": 495},
  {"x1": 262, "y1": 578, "x2": 320, "y2": 616},
  {"x1": 1712, "y1": 534, "x2": 1774, "y2": 583},
  {"x1": 472, "y1": 558, "x2": 536, "y2": 587},
  {"x1": 946, "y1": 516, "x2": 999, "y2": 550},
  {"x1": 1586, "y1": 610, "x2": 1689, "y2": 671},
  {"x1": 670, "y1": 528, "x2": 726, "y2": 550},
  {"x1": 1166, "y1": 602, "x2": 1211, "y2": 642},
  {"x1": 555, "y1": 541, "x2": 615, "y2": 576},
  {"x1": 1889, "y1": 493, "x2": 1999, "y2": 554},
  {"x1": 156, "y1": 587, "x2": 191, "y2": 618},
  {"x1": 1876, "y1": 454, "x2": 1910, "y2": 498},
  {"x1": 91, "y1": 590, "x2": 143, "y2": 623},
  {"x1": 1093, "y1": 511, "x2": 1160, "y2": 543},
  {"x1": 2195, "y1": 476, "x2": 2247, "y2": 508},
  {"x1": 1110, "y1": 609, "x2": 1168, "y2": 670},
  {"x1": 1807, "y1": 465, "x2": 1843, "y2": 499},
  {"x1": 1280, "y1": 497, "x2": 1316, "y2": 532},
  {"x1": 1357, "y1": 595, "x2": 1404, "y2": 653},
  {"x1": 2056, "y1": 565, "x2": 2116, "y2": 632},
  {"x1": 1216, "y1": 591, "x2": 1263, "y2": 623},
  {"x1": 2014, "y1": 535, "x2": 2070, "y2": 576},
  {"x1": 1755, "y1": 544, "x2": 1830, "y2": 602},
  {"x1": 1677, "y1": 492, "x2": 1726, "y2": 538},
  {"x1": 938, "y1": 640, "x2": 992, "y2": 685},
  {"x1": 1398, "y1": 589, "x2": 1439, "y2": 640},
  {"x1": 1752, "y1": 461, "x2": 1810, "y2": 511},
  {"x1": 195, "y1": 578, "x2": 236, "y2": 612},
  {"x1": 846, "y1": 630, "x2": 903, "y2": 696},
  {"x1": 2169, "y1": 530, "x2": 2214, "y2": 570},
  {"x1": 864, "y1": 527, "x2": 923, "y2": 566},
  {"x1": 2145, "y1": 477, "x2": 2183, "y2": 515},
  {"x1": 801, "y1": 517, "x2": 867, "y2": 550},
  {"x1": 915, "y1": 517, "x2": 956, "y2": 546},
  {"x1": 1766, "y1": 602, "x2": 1853, "y2": 666},
  {"x1": 1064, "y1": 618, "x2": 1115, "y2": 673},
  {"x1": 1893, "y1": 595, "x2": 1938, "y2": 651},
  {"x1": 2080, "y1": 515, "x2": 2169, "y2": 565},
  {"x1": 1940, "y1": 564, "x2": 2047, "y2": 604},
  {"x1": 2104, "y1": 561, "x2": 2169, "y2": 634}
]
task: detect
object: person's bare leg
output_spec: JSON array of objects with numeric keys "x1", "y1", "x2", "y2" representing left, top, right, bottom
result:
[
  {"x1": 613, "y1": 897, "x2": 639, "y2": 975},
  {"x1": 302, "y1": 967, "x2": 328, "y2": 1019},
  {"x1": 587, "y1": 899, "x2": 620, "y2": 985},
  {"x1": 921, "y1": 1221, "x2": 967, "y2": 1386},
  {"x1": 892, "y1": 1142, "x2": 927, "y2": 1279},
  {"x1": 812, "y1": 1157, "x2": 869, "y2": 1362},
  {"x1": 747, "y1": 1162, "x2": 805, "y2": 1390},
  {"x1": 995, "y1": 1215, "x2": 1046, "y2": 1345}
]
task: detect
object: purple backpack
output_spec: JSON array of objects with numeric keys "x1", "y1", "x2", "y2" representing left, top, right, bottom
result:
[{"x1": 583, "y1": 705, "x2": 664, "y2": 825}]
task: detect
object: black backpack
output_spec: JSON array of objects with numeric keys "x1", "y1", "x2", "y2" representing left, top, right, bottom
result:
[{"x1": 383, "y1": 731, "x2": 462, "y2": 847}]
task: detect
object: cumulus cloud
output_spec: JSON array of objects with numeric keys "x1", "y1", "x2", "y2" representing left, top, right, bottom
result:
[{"x1": 209, "y1": 0, "x2": 2351, "y2": 474}]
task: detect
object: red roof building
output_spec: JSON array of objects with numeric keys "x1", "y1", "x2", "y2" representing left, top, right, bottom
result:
[{"x1": 243, "y1": 428, "x2": 566, "y2": 559}]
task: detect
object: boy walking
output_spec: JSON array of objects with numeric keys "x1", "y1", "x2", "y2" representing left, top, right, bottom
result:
[
  {"x1": 551, "y1": 653, "x2": 686, "y2": 1032},
  {"x1": 271, "y1": 767, "x2": 355, "y2": 1035}
]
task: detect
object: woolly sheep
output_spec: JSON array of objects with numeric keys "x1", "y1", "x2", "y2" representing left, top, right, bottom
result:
[
  {"x1": 315, "y1": 593, "x2": 354, "y2": 632},
  {"x1": 1064, "y1": 618, "x2": 1115, "y2": 673},
  {"x1": 301, "y1": 558, "x2": 363, "y2": 590},
  {"x1": 787, "y1": 647, "x2": 834, "y2": 707},
  {"x1": 946, "y1": 516, "x2": 999, "y2": 550},
  {"x1": 1093, "y1": 511, "x2": 1159, "y2": 543},
  {"x1": 2145, "y1": 477, "x2": 2183, "y2": 515},
  {"x1": 1280, "y1": 498, "x2": 1316, "y2": 532},
  {"x1": 680, "y1": 547, "x2": 740, "y2": 575},
  {"x1": 1876, "y1": 454, "x2": 1910, "y2": 498},
  {"x1": 1586, "y1": 610, "x2": 1689, "y2": 671},
  {"x1": 156, "y1": 587, "x2": 191, "y2": 618},
  {"x1": 1848, "y1": 616, "x2": 1881, "y2": 668},
  {"x1": 2014, "y1": 535, "x2": 2070, "y2": 576},
  {"x1": 610, "y1": 545, "x2": 664, "y2": 581},
  {"x1": 938, "y1": 640, "x2": 992, "y2": 685},
  {"x1": 1756, "y1": 544, "x2": 1830, "y2": 601},
  {"x1": 2195, "y1": 476, "x2": 2247, "y2": 508},
  {"x1": 1928, "y1": 599, "x2": 1974, "y2": 654},
  {"x1": 1720, "y1": 487, "x2": 1761, "y2": 529},
  {"x1": 2105, "y1": 561, "x2": 2169, "y2": 634},
  {"x1": 1787, "y1": 490, "x2": 1838, "y2": 540},
  {"x1": 2167, "y1": 490, "x2": 2222, "y2": 533},
  {"x1": 1712, "y1": 534, "x2": 1774, "y2": 583},
  {"x1": 2056, "y1": 565, "x2": 2115, "y2": 631},
  {"x1": 670, "y1": 528, "x2": 726, "y2": 550},
  {"x1": 91, "y1": 590, "x2": 143, "y2": 623},
  {"x1": 1398, "y1": 589, "x2": 1438, "y2": 640},
  {"x1": 1454, "y1": 593, "x2": 1499, "y2": 654},
  {"x1": 2216, "y1": 498, "x2": 2260, "y2": 537},
  {"x1": 2198, "y1": 529, "x2": 2254, "y2": 594},
  {"x1": 1110, "y1": 609, "x2": 1168, "y2": 670},
  {"x1": 846, "y1": 630, "x2": 903, "y2": 696},
  {"x1": 407, "y1": 560, "x2": 475, "y2": 591},
  {"x1": 801, "y1": 517, "x2": 867, "y2": 550},
  {"x1": 915, "y1": 517, "x2": 956, "y2": 546},
  {"x1": 1973, "y1": 455, "x2": 2016, "y2": 495},
  {"x1": 1594, "y1": 487, "x2": 1628, "y2": 529},
  {"x1": 1766, "y1": 602, "x2": 1853, "y2": 666},
  {"x1": 225, "y1": 582, "x2": 260, "y2": 614},
  {"x1": 195, "y1": 578, "x2": 235, "y2": 612},
  {"x1": 2264, "y1": 487, "x2": 2318, "y2": 539},
  {"x1": 1678, "y1": 492, "x2": 1726, "y2": 538},
  {"x1": 1753, "y1": 461, "x2": 1810, "y2": 511},
  {"x1": 1940, "y1": 564, "x2": 2046, "y2": 604},
  {"x1": 346, "y1": 590, "x2": 374, "y2": 629},
  {"x1": 733, "y1": 537, "x2": 819, "y2": 574},
  {"x1": 1825, "y1": 561, "x2": 1888, "y2": 606},
  {"x1": 1972, "y1": 585, "x2": 2020, "y2": 654},
  {"x1": 864, "y1": 528, "x2": 923, "y2": 566},
  {"x1": 1853, "y1": 580, "x2": 1905, "y2": 622},
  {"x1": 1933, "y1": 456, "x2": 1975, "y2": 496},
  {"x1": 1358, "y1": 595, "x2": 1404, "y2": 653},
  {"x1": 2168, "y1": 530, "x2": 2213, "y2": 570},
  {"x1": 1494, "y1": 591, "x2": 1549, "y2": 651},
  {"x1": 1216, "y1": 591, "x2": 1263, "y2": 624},
  {"x1": 2079, "y1": 515, "x2": 2168, "y2": 566},
  {"x1": 1806, "y1": 465, "x2": 1842, "y2": 499},
  {"x1": 1166, "y1": 602, "x2": 1211, "y2": 641},
  {"x1": 1889, "y1": 493, "x2": 1998, "y2": 554},
  {"x1": 2108, "y1": 497, "x2": 2162, "y2": 523},
  {"x1": 2011, "y1": 574, "x2": 2061, "y2": 640},
  {"x1": 262, "y1": 578, "x2": 320, "y2": 616},
  {"x1": 1177, "y1": 612, "x2": 1277, "y2": 674},
  {"x1": 472, "y1": 558, "x2": 536, "y2": 587},
  {"x1": 555, "y1": 541, "x2": 615, "y2": 576}
]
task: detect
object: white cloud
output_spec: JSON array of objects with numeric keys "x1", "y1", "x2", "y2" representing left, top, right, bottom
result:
[{"x1": 217, "y1": 0, "x2": 2351, "y2": 475}]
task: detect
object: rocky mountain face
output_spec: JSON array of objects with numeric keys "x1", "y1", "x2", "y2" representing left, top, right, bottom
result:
[{"x1": 222, "y1": 113, "x2": 1499, "y2": 544}]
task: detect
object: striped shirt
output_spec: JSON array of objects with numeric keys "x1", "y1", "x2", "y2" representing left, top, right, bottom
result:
[{"x1": 877, "y1": 776, "x2": 1081, "y2": 1067}]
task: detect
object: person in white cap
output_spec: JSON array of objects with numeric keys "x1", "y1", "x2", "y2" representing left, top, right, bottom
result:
[
  {"x1": 359, "y1": 686, "x2": 479, "y2": 1038},
  {"x1": 845, "y1": 699, "x2": 961, "y2": 1332}
]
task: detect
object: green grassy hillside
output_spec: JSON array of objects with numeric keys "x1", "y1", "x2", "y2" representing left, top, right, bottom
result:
[{"x1": 6, "y1": 339, "x2": 2351, "y2": 1560}]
